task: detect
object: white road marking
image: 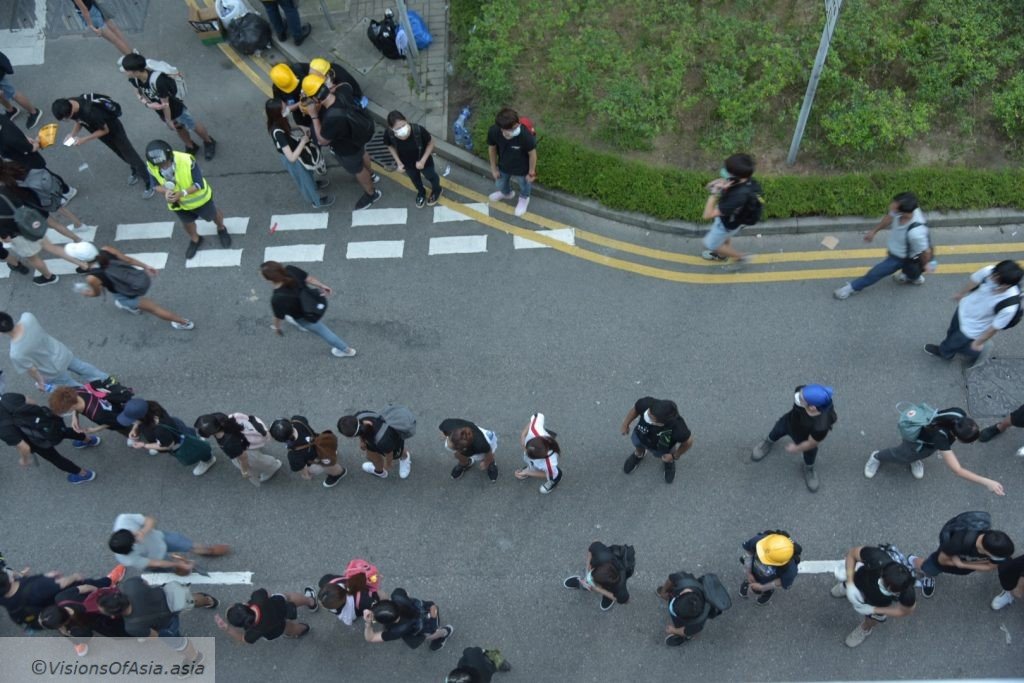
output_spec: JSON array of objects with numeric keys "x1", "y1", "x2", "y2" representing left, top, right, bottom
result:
[
  {"x1": 46, "y1": 225, "x2": 98, "y2": 245},
  {"x1": 42, "y1": 259, "x2": 79, "y2": 275},
  {"x1": 116, "y1": 222, "x2": 175, "y2": 241},
  {"x1": 346, "y1": 240, "x2": 405, "y2": 259},
  {"x1": 263, "y1": 244, "x2": 325, "y2": 263},
  {"x1": 350, "y1": 208, "x2": 408, "y2": 227},
  {"x1": 141, "y1": 572, "x2": 253, "y2": 586},
  {"x1": 513, "y1": 228, "x2": 576, "y2": 250},
  {"x1": 4, "y1": 0, "x2": 47, "y2": 66},
  {"x1": 428, "y1": 235, "x2": 488, "y2": 255},
  {"x1": 433, "y1": 202, "x2": 488, "y2": 223},
  {"x1": 269, "y1": 213, "x2": 329, "y2": 231},
  {"x1": 185, "y1": 249, "x2": 244, "y2": 268},
  {"x1": 0, "y1": 264, "x2": 10, "y2": 279},
  {"x1": 798, "y1": 560, "x2": 844, "y2": 575},
  {"x1": 197, "y1": 217, "x2": 249, "y2": 236},
  {"x1": 126, "y1": 253, "x2": 169, "y2": 270}
]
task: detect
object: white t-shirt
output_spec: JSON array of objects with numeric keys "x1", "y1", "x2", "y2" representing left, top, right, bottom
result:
[
  {"x1": 521, "y1": 451, "x2": 560, "y2": 480},
  {"x1": 112, "y1": 513, "x2": 167, "y2": 570},
  {"x1": 8, "y1": 313, "x2": 73, "y2": 376},
  {"x1": 957, "y1": 266, "x2": 1022, "y2": 339},
  {"x1": 885, "y1": 209, "x2": 929, "y2": 259}
]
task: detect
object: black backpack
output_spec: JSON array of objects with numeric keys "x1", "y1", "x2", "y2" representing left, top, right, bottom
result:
[
  {"x1": 298, "y1": 286, "x2": 327, "y2": 322},
  {"x1": 609, "y1": 544, "x2": 636, "y2": 578},
  {"x1": 671, "y1": 572, "x2": 732, "y2": 620},
  {"x1": 939, "y1": 511, "x2": 991, "y2": 545},
  {"x1": 83, "y1": 377, "x2": 135, "y2": 407},
  {"x1": 11, "y1": 404, "x2": 66, "y2": 448},
  {"x1": 729, "y1": 179, "x2": 764, "y2": 226},
  {"x1": 334, "y1": 91, "x2": 376, "y2": 147},
  {"x1": 367, "y1": 13, "x2": 403, "y2": 60},
  {"x1": 82, "y1": 93, "x2": 122, "y2": 118}
]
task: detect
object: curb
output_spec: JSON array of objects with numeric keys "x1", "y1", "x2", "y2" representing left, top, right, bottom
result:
[{"x1": 269, "y1": 37, "x2": 1024, "y2": 239}]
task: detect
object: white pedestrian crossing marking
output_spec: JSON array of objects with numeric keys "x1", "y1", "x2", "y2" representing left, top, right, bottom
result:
[
  {"x1": 42, "y1": 259, "x2": 79, "y2": 275},
  {"x1": 185, "y1": 249, "x2": 245, "y2": 268},
  {"x1": 128, "y1": 253, "x2": 169, "y2": 270},
  {"x1": 428, "y1": 235, "x2": 488, "y2": 255},
  {"x1": 4, "y1": 0, "x2": 47, "y2": 66},
  {"x1": 116, "y1": 222, "x2": 175, "y2": 241},
  {"x1": 264, "y1": 244, "x2": 326, "y2": 263},
  {"x1": 269, "y1": 213, "x2": 329, "y2": 232},
  {"x1": 432, "y1": 203, "x2": 489, "y2": 223},
  {"x1": 513, "y1": 228, "x2": 576, "y2": 250},
  {"x1": 197, "y1": 217, "x2": 249, "y2": 236},
  {"x1": 798, "y1": 560, "x2": 844, "y2": 575},
  {"x1": 346, "y1": 241, "x2": 405, "y2": 259},
  {"x1": 0, "y1": 265, "x2": 9, "y2": 279},
  {"x1": 142, "y1": 572, "x2": 254, "y2": 586},
  {"x1": 350, "y1": 208, "x2": 408, "y2": 227},
  {"x1": 46, "y1": 225, "x2": 98, "y2": 245}
]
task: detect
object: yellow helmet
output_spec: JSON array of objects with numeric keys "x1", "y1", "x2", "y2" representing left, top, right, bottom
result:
[
  {"x1": 755, "y1": 534, "x2": 794, "y2": 566},
  {"x1": 270, "y1": 64, "x2": 298, "y2": 92},
  {"x1": 309, "y1": 58, "x2": 331, "y2": 77},
  {"x1": 301, "y1": 74, "x2": 327, "y2": 99}
]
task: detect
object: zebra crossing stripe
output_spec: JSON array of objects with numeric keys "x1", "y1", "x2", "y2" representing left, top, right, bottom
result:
[
  {"x1": 128, "y1": 253, "x2": 169, "y2": 270},
  {"x1": 513, "y1": 228, "x2": 576, "y2": 250},
  {"x1": 264, "y1": 244, "x2": 326, "y2": 263},
  {"x1": 268, "y1": 213, "x2": 330, "y2": 232},
  {"x1": 42, "y1": 259, "x2": 79, "y2": 275},
  {"x1": 116, "y1": 222, "x2": 175, "y2": 241},
  {"x1": 197, "y1": 217, "x2": 249, "y2": 236},
  {"x1": 346, "y1": 241, "x2": 405, "y2": 259},
  {"x1": 350, "y1": 208, "x2": 408, "y2": 227},
  {"x1": 185, "y1": 249, "x2": 245, "y2": 268},
  {"x1": 47, "y1": 226, "x2": 98, "y2": 245},
  {"x1": 428, "y1": 235, "x2": 488, "y2": 255},
  {"x1": 432, "y1": 203, "x2": 488, "y2": 223}
]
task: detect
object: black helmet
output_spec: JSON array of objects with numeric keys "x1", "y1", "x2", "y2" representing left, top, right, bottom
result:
[
  {"x1": 145, "y1": 139, "x2": 173, "y2": 164},
  {"x1": 370, "y1": 600, "x2": 399, "y2": 624},
  {"x1": 269, "y1": 418, "x2": 294, "y2": 443}
]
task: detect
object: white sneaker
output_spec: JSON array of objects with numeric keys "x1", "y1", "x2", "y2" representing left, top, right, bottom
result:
[
  {"x1": 488, "y1": 191, "x2": 514, "y2": 202},
  {"x1": 991, "y1": 590, "x2": 1015, "y2": 610},
  {"x1": 171, "y1": 320, "x2": 195, "y2": 330},
  {"x1": 283, "y1": 315, "x2": 307, "y2": 331},
  {"x1": 398, "y1": 453, "x2": 411, "y2": 479},
  {"x1": 1015, "y1": 445, "x2": 1024, "y2": 457},
  {"x1": 833, "y1": 283, "x2": 854, "y2": 300},
  {"x1": 361, "y1": 461, "x2": 388, "y2": 478},
  {"x1": 845, "y1": 625, "x2": 872, "y2": 648},
  {"x1": 147, "y1": 449, "x2": 160, "y2": 456},
  {"x1": 909, "y1": 459, "x2": 924, "y2": 479},
  {"x1": 830, "y1": 582, "x2": 847, "y2": 598},
  {"x1": 192, "y1": 457, "x2": 216, "y2": 476},
  {"x1": 331, "y1": 347, "x2": 357, "y2": 357},
  {"x1": 514, "y1": 196, "x2": 530, "y2": 216},
  {"x1": 113, "y1": 298, "x2": 142, "y2": 315},
  {"x1": 863, "y1": 451, "x2": 881, "y2": 478}
]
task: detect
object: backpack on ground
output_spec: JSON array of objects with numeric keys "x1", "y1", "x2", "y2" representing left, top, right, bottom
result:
[
  {"x1": 298, "y1": 285, "x2": 327, "y2": 322},
  {"x1": 367, "y1": 12, "x2": 403, "y2": 60},
  {"x1": 103, "y1": 261, "x2": 151, "y2": 298},
  {"x1": 757, "y1": 529, "x2": 802, "y2": 565},
  {"x1": 82, "y1": 93, "x2": 122, "y2": 118},
  {"x1": 994, "y1": 294, "x2": 1023, "y2": 329},
  {"x1": 939, "y1": 511, "x2": 992, "y2": 546},
  {"x1": 0, "y1": 194, "x2": 47, "y2": 241},
  {"x1": 343, "y1": 558, "x2": 381, "y2": 590},
  {"x1": 407, "y1": 9, "x2": 433, "y2": 50},
  {"x1": 729, "y1": 179, "x2": 764, "y2": 227},
  {"x1": 230, "y1": 413, "x2": 269, "y2": 449},
  {"x1": 83, "y1": 377, "x2": 134, "y2": 408},
  {"x1": 12, "y1": 404, "x2": 66, "y2": 448}
]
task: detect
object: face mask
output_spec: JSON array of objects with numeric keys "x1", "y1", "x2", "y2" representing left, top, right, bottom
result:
[
  {"x1": 794, "y1": 392, "x2": 804, "y2": 407},
  {"x1": 393, "y1": 124, "x2": 411, "y2": 139},
  {"x1": 720, "y1": 167, "x2": 733, "y2": 180},
  {"x1": 585, "y1": 570, "x2": 594, "y2": 586},
  {"x1": 876, "y1": 580, "x2": 896, "y2": 597},
  {"x1": 159, "y1": 164, "x2": 175, "y2": 181},
  {"x1": 644, "y1": 410, "x2": 661, "y2": 426},
  {"x1": 503, "y1": 125, "x2": 521, "y2": 138}
]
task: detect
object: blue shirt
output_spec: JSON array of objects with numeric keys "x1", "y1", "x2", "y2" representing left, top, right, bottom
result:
[{"x1": 742, "y1": 533, "x2": 799, "y2": 589}]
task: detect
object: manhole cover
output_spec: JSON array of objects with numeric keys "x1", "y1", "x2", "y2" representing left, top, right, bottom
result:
[{"x1": 966, "y1": 358, "x2": 1024, "y2": 417}]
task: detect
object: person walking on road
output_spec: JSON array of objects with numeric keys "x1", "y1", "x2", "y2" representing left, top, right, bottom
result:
[
  {"x1": 304, "y1": 75, "x2": 380, "y2": 211},
  {"x1": 145, "y1": 139, "x2": 231, "y2": 259},
  {"x1": 621, "y1": 397, "x2": 694, "y2": 484},
  {"x1": 487, "y1": 108, "x2": 536, "y2": 217},
  {"x1": 0, "y1": 311, "x2": 109, "y2": 390},
  {"x1": 107, "y1": 513, "x2": 230, "y2": 574},
  {"x1": 656, "y1": 571, "x2": 730, "y2": 647},
  {"x1": 195, "y1": 412, "x2": 283, "y2": 486},
  {"x1": 909, "y1": 511, "x2": 1014, "y2": 599},
  {"x1": 0, "y1": 113, "x2": 75, "y2": 204},
  {"x1": 51, "y1": 95, "x2": 154, "y2": 198},
  {"x1": 701, "y1": 153, "x2": 762, "y2": 269},
  {"x1": 217, "y1": 586, "x2": 318, "y2": 643},
  {"x1": 0, "y1": 186, "x2": 90, "y2": 285},
  {"x1": 259, "y1": 0, "x2": 311, "y2": 45},
  {"x1": 69, "y1": 1, "x2": 134, "y2": 55},
  {"x1": 439, "y1": 417, "x2": 498, "y2": 482},
  {"x1": 834, "y1": 192, "x2": 934, "y2": 300},
  {"x1": 38, "y1": 569, "x2": 128, "y2": 657},
  {"x1": 0, "y1": 565, "x2": 89, "y2": 630},
  {"x1": 67, "y1": 242, "x2": 195, "y2": 330},
  {"x1": 978, "y1": 402, "x2": 1024, "y2": 454},
  {"x1": 48, "y1": 381, "x2": 135, "y2": 444},
  {"x1": 384, "y1": 110, "x2": 442, "y2": 208},
  {"x1": 864, "y1": 404, "x2": 1004, "y2": 494},
  {"x1": 0, "y1": 52, "x2": 43, "y2": 129},
  {"x1": 260, "y1": 261, "x2": 355, "y2": 357},
  {"x1": 338, "y1": 409, "x2": 414, "y2": 480},
  {"x1": 264, "y1": 99, "x2": 332, "y2": 208},
  {"x1": 739, "y1": 531, "x2": 800, "y2": 607},
  {"x1": 117, "y1": 398, "x2": 217, "y2": 476},
  {"x1": 751, "y1": 384, "x2": 837, "y2": 493},
  {"x1": 563, "y1": 542, "x2": 634, "y2": 611},
  {"x1": 446, "y1": 647, "x2": 513, "y2": 682},
  {"x1": 121, "y1": 54, "x2": 216, "y2": 160},
  {"x1": 925, "y1": 260, "x2": 1023, "y2": 364},
  {"x1": 831, "y1": 544, "x2": 917, "y2": 648},
  {"x1": 514, "y1": 412, "x2": 562, "y2": 494},
  {"x1": 317, "y1": 561, "x2": 382, "y2": 626},
  {"x1": 0, "y1": 391, "x2": 97, "y2": 483},
  {"x1": 991, "y1": 553, "x2": 1024, "y2": 611},
  {"x1": 269, "y1": 415, "x2": 347, "y2": 488},
  {"x1": 362, "y1": 588, "x2": 453, "y2": 651}
]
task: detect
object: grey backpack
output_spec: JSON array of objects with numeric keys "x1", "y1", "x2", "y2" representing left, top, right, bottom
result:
[
  {"x1": 103, "y1": 261, "x2": 151, "y2": 297},
  {"x1": 358, "y1": 405, "x2": 417, "y2": 443},
  {"x1": 0, "y1": 194, "x2": 46, "y2": 240}
]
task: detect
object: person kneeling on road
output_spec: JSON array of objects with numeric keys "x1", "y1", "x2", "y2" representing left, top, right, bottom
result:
[
  {"x1": 439, "y1": 417, "x2": 498, "y2": 482},
  {"x1": 831, "y1": 544, "x2": 916, "y2": 648},
  {"x1": 269, "y1": 415, "x2": 347, "y2": 488},
  {"x1": 362, "y1": 588, "x2": 453, "y2": 651}
]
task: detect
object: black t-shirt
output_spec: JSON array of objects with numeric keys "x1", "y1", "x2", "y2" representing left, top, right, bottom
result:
[
  {"x1": 380, "y1": 588, "x2": 430, "y2": 642},
  {"x1": 917, "y1": 408, "x2": 963, "y2": 450},
  {"x1": 0, "y1": 116, "x2": 46, "y2": 169},
  {"x1": 456, "y1": 647, "x2": 496, "y2": 683},
  {"x1": 140, "y1": 416, "x2": 187, "y2": 449},
  {"x1": 717, "y1": 180, "x2": 755, "y2": 230},
  {"x1": 319, "y1": 100, "x2": 360, "y2": 156},
  {"x1": 75, "y1": 387, "x2": 122, "y2": 428},
  {"x1": 588, "y1": 542, "x2": 629, "y2": 603},
  {"x1": 71, "y1": 97, "x2": 115, "y2": 133},
  {"x1": 356, "y1": 412, "x2": 404, "y2": 455},
  {"x1": 438, "y1": 418, "x2": 491, "y2": 456},
  {"x1": 216, "y1": 430, "x2": 247, "y2": 459},
  {"x1": 784, "y1": 386, "x2": 837, "y2": 443},
  {"x1": 270, "y1": 266, "x2": 308, "y2": 320},
  {"x1": 0, "y1": 575, "x2": 63, "y2": 625},
  {"x1": 382, "y1": 124, "x2": 434, "y2": 168},
  {"x1": 631, "y1": 397, "x2": 691, "y2": 452},
  {"x1": 853, "y1": 547, "x2": 916, "y2": 608},
  {"x1": 128, "y1": 72, "x2": 184, "y2": 120},
  {"x1": 486, "y1": 125, "x2": 536, "y2": 176},
  {"x1": 939, "y1": 530, "x2": 986, "y2": 563},
  {"x1": 54, "y1": 587, "x2": 127, "y2": 638},
  {"x1": 270, "y1": 127, "x2": 298, "y2": 156},
  {"x1": 284, "y1": 415, "x2": 317, "y2": 467},
  {"x1": 244, "y1": 589, "x2": 290, "y2": 643}
]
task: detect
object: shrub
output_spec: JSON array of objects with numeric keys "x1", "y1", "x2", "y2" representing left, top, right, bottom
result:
[{"x1": 993, "y1": 73, "x2": 1024, "y2": 146}]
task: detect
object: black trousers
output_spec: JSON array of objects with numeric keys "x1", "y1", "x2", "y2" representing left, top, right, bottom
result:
[
  {"x1": 998, "y1": 555, "x2": 1024, "y2": 591},
  {"x1": 98, "y1": 121, "x2": 152, "y2": 189},
  {"x1": 768, "y1": 415, "x2": 818, "y2": 465}
]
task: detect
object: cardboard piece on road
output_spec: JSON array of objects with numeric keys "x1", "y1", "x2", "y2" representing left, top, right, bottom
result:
[
  {"x1": 188, "y1": 7, "x2": 225, "y2": 46},
  {"x1": 820, "y1": 235, "x2": 839, "y2": 250}
]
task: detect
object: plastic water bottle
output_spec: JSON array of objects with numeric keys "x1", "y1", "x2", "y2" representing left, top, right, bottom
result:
[{"x1": 453, "y1": 106, "x2": 473, "y2": 151}]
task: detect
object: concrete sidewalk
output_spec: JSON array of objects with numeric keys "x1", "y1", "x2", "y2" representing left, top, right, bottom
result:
[{"x1": 270, "y1": 0, "x2": 448, "y2": 140}]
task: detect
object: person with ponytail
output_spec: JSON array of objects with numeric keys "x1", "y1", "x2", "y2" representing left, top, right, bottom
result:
[{"x1": 514, "y1": 412, "x2": 562, "y2": 494}]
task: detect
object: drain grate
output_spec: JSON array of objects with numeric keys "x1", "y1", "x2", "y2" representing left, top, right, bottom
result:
[{"x1": 366, "y1": 132, "x2": 398, "y2": 172}]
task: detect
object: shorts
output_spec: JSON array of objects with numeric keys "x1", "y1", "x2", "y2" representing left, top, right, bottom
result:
[
  {"x1": 157, "y1": 614, "x2": 187, "y2": 650},
  {"x1": 333, "y1": 148, "x2": 366, "y2": 174},
  {"x1": 173, "y1": 108, "x2": 198, "y2": 132},
  {"x1": 1010, "y1": 404, "x2": 1024, "y2": 428},
  {"x1": 702, "y1": 217, "x2": 741, "y2": 251},
  {"x1": 175, "y1": 199, "x2": 219, "y2": 224},
  {"x1": 272, "y1": 594, "x2": 299, "y2": 620},
  {"x1": 920, "y1": 550, "x2": 974, "y2": 577},
  {"x1": 76, "y1": 5, "x2": 107, "y2": 29},
  {"x1": 7, "y1": 235, "x2": 42, "y2": 259},
  {"x1": 0, "y1": 78, "x2": 15, "y2": 101},
  {"x1": 113, "y1": 293, "x2": 142, "y2": 309},
  {"x1": 630, "y1": 430, "x2": 671, "y2": 458},
  {"x1": 445, "y1": 429, "x2": 498, "y2": 460}
]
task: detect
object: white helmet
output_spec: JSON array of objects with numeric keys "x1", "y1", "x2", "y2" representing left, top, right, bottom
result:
[{"x1": 64, "y1": 242, "x2": 99, "y2": 262}]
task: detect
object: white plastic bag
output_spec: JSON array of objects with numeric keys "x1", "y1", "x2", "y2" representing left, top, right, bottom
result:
[{"x1": 216, "y1": 0, "x2": 248, "y2": 25}]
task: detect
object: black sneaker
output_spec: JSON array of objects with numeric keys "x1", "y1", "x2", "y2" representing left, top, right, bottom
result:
[
  {"x1": 185, "y1": 237, "x2": 203, "y2": 260},
  {"x1": 979, "y1": 425, "x2": 1001, "y2": 443},
  {"x1": 623, "y1": 452, "x2": 644, "y2": 474},
  {"x1": 203, "y1": 138, "x2": 217, "y2": 161},
  {"x1": 25, "y1": 109, "x2": 42, "y2": 130},
  {"x1": 276, "y1": 30, "x2": 287, "y2": 41},
  {"x1": 217, "y1": 229, "x2": 232, "y2": 248},
  {"x1": 563, "y1": 576, "x2": 582, "y2": 589},
  {"x1": 415, "y1": 191, "x2": 426, "y2": 208},
  {"x1": 450, "y1": 464, "x2": 469, "y2": 480},
  {"x1": 294, "y1": 23, "x2": 312, "y2": 47},
  {"x1": 354, "y1": 190, "x2": 382, "y2": 211},
  {"x1": 10, "y1": 262, "x2": 29, "y2": 275},
  {"x1": 323, "y1": 468, "x2": 347, "y2": 488},
  {"x1": 370, "y1": 172, "x2": 381, "y2": 184},
  {"x1": 755, "y1": 591, "x2": 773, "y2": 607},
  {"x1": 599, "y1": 596, "x2": 615, "y2": 611},
  {"x1": 486, "y1": 462, "x2": 498, "y2": 482},
  {"x1": 316, "y1": 195, "x2": 336, "y2": 209},
  {"x1": 427, "y1": 188, "x2": 442, "y2": 206},
  {"x1": 184, "y1": 145, "x2": 200, "y2": 156},
  {"x1": 921, "y1": 577, "x2": 935, "y2": 598},
  {"x1": 497, "y1": 660, "x2": 511, "y2": 672},
  {"x1": 303, "y1": 586, "x2": 319, "y2": 611},
  {"x1": 664, "y1": 460, "x2": 676, "y2": 484},
  {"x1": 665, "y1": 635, "x2": 690, "y2": 647},
  {"x1": 739, "y1": 581, "x2": 750, "y2": 598},
  {"x1": 923, "y1": 344, "x2": 946, "y2": 359},
  {"x1": 429, "y1": 625, "x2": 453, "y2": 651},
  {"x1": 127, "y1": 172, "x2": 140, "y2": 186},
  {"x1": 33, "y1": 274, "x2": 58, "y2": 286}
]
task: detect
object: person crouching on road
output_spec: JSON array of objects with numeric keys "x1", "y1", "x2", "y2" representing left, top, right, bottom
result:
[
  {"x1": 514, "y1": 412, "x2": 562, "y2": 494},
  {"x1": 269, "y1": 415, "x2": 347, "y2": 488},
  {"x1": 751, "y1": 384, "x2": 837, "y2": 493},
  {"x1": 194, "y1": 412, "x2": 283, "y2": 486},
  {"x1": 439, "y1": 417, "x2": 498, "y2": 482},
  {"x1": 831, "y1": 544, "x2": 916, "y2": 648},
  {"x1": 117, "y1": 398, "x2": 216, "y2": 476},
  {"x1": 362, "y1": 589, "x2": 453, "y2": 651},
  {"x1": 338, "y1": 412, "x2": 411, "y2": 480},
  {"x1": 739, "y1": 531, "x2": 799, "y2": 607},
  {"x1": 563, "y1": 542, "x2": 633, "y2": 611},
  {"x1": 216, "y1": 586, "x2": 318, "y2": 643}
]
